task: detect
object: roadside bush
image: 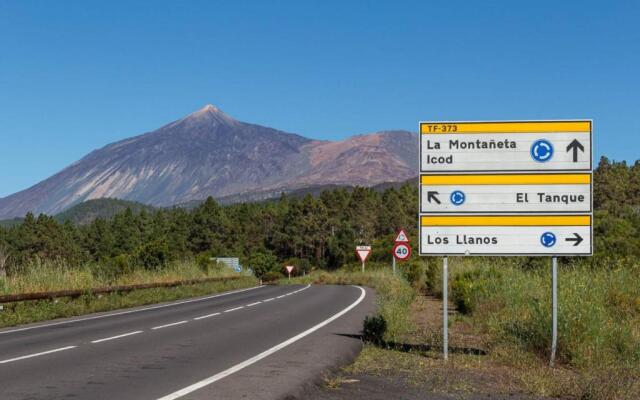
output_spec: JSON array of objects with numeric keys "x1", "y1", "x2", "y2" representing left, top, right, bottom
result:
[
  {"x1": 363, "y1": 315, "x2": 387, "y2": 344},
  {"x1": 248, "y1": 251, "x2": 279, "y2": 279},
  {"x1": 135, "y1": 239, "x2": 170, "y2": 270}
]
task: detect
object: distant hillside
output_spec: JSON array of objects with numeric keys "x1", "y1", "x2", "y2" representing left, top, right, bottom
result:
[
  {"x1": 175, "y1": 177, "x2": 419, "y2": 209},
  {"x1": 54, "y1": 198, "x2": 156, "y2": 225},
  {"x1": 0, "y1": 217, "x2": 23, "y2": 228}
]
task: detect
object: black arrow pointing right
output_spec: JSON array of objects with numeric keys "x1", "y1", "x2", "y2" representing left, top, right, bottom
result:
[
  {"x1": 427, "y1": 191, "x2": 441, "y2": 204},
  {"x1": 566, "y1": 139, "x2": 585, "y2": 162},
  {"x1": 565, "y1": 233, "x2": 583, "y2": 246}
]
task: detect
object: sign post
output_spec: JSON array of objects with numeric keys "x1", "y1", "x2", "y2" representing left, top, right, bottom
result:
[
  {"x1": 355, "y1": 246, "x2": 371, "y2": 273},
  {"x1": 418, "y1": 120, "x2": 593, "y2": 363},
  {"x1": 285, "y1": 265, "x2": 294, "y2": 281},
  {"x1": 443, "y1": 256, "x2": 448, "y2": 361},
  {"x1": 392, "y1": 230, "x2": 411, "y2": 275}
]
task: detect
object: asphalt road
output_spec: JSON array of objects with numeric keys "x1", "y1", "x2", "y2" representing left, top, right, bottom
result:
[{"x1": 0, "y1": 284, "x2": 374, "y2": 400}]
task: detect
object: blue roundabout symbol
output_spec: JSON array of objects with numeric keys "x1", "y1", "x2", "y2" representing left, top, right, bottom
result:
[
  {"x1": 540, "y1": 232, "x2": 557, "y2": 248},
  {"x1": 450, "y1": 190, "x2": 465, "y2": 206},
  {"x1": 530, "y1": 139, "x2": 554, "y2": 163}
]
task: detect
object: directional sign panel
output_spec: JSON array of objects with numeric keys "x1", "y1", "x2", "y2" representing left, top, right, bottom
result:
[
  {"x1": 420, "y1": 173, "x2": 592, "y2": 214},
  {"x1": 419, "y1": 215, "x2": 592, "y2": 256},
  {"x1": 420, "y1": 121, "x2": 592, "y2": 172}
]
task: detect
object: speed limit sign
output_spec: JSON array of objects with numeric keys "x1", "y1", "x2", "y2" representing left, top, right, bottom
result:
[{"x1": 393, "y1": 242, "x2": 412, "y2": 261}]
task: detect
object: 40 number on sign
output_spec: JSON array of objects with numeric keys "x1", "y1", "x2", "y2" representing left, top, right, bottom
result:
[{"x1": 393, "y1": 242, "x2": 411, "y2": 261}]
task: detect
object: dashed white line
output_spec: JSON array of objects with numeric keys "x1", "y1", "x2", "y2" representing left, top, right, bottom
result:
[
  {"x1": 0, "y1": 346, "x2": 77, "y2": 364},
  {"x1": 246, "y1": 302, "x2": 261, "y2": 307},
  {"x1": 90, "y1": 330, "x2": 143, "y2": 344},
  {"x1": 0, "y1": 286, "x2": 264, "y2": 336},
  {"x1": 156, "y1": 286, "x2": 366, "y2": 400},
  {"x1": 224, "y1": 306, "x2": 244, "y2": 313},
  {"x1": 263, "y1": 298, "x2": 275, "y2": 302},
  {"x1": 194, "y1": 312, "x2": 221, "y2": 321},
  {"x1": 152, "y1": 321, "x2": 188, "y2": 330}
]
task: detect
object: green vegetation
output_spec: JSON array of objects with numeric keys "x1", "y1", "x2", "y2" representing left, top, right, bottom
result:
[
  {"x1": 0, "y1": 259, "x2": 257, "y2": 327},
  {"x1": 55, "y1": 198, "x2": 156, "y2": 225},
  {"x1": 0, "y1": 157, "x2": 638, "y2": 398},
  {"x1": 448, "y1": 258, "x2": 640, "y2": 398}
]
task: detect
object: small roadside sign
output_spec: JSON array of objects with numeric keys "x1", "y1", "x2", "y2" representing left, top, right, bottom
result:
[
  {"x1": 355, "y1": 245, "x2": 371, "y2": 273},
  {"x1": 355, "y1": 246, "x2": 371, "y2": 262},
  {"x1": 285, "y1": 265, "x2": 294, "y2": 280},
  {"x1": 394, "y1": 229, "x2": 410, "y2": 243},
  {"x1": 393, "y1": 242, "x2": 411, "y2": 261}
]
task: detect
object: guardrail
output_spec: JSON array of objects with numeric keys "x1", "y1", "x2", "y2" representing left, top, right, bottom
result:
[{"x1": 0, "y1": 276, "x2": 243, "y2": 304}]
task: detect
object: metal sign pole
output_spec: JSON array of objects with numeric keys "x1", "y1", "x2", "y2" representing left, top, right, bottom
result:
[
  {"x1": 443, "y1": 256, "x2": 448, "y2": 361},
  {"x1": 392, "y1": 256, "x2": 396, "y2": 275},
  {"x1": 550, "y1": 256, "x2": 558, "y2": 367},
  {"x1": 362, "y1": 261, "x2": 365, "y2": 273}
]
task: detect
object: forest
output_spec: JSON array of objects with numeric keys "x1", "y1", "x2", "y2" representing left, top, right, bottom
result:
[{"x1": 0, "y1": 156, "x2": 638, "y2": 280}]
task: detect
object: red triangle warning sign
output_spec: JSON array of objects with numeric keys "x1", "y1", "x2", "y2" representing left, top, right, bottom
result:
[{"x1": 394, "y1": 229, "x2": 410, "y2": 243}]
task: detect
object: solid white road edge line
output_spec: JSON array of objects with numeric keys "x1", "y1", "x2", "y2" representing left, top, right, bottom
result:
[
  {"x1": 194, "y1": 312, "x2": 221, "y2": 321},
  {"x1": 224, "y1": 306, "x2": 244, "y2": 313},
  {"x1": 156, "y1": 285, "x2": 366, "y2": 400},
  {"x1": 262, "y1": 298, "x2": 275, "y2": 302},
  {"x1": 0, "y1": 345, "x2": 77, "y2": 364},
  {"x1": 90, "y1": 330, "x2": 144, "y2": 344},
  {"x1": 0, "y1": 286, "x2": 264, "y2": 336},
  {"x1": 152, "y1": 321, "x2": 188, "y2": 330},
  {"x1": 246, "y1": 302, "x2": 261, "y2": 307}
]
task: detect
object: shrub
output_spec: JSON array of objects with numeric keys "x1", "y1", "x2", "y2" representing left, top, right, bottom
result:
[{"x1": 363, "y1": 314, "x2": 387, "y2": 344}]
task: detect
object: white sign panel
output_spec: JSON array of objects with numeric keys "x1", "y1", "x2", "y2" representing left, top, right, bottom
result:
[
  {"x1": 355, "y1": 245, "x2": 371, "y2": 262},
  {"x1": 420, "y1": 121, "x2": 592, "y2": 172},
  {"x1": 419, "y1": 215, "x2": 592, "y2": 256},
  {"x1": 420, "y1": 173, "x2": 592, "y2": 214}
]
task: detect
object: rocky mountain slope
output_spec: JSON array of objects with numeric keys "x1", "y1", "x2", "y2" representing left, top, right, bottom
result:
[{"x1": 0, "y1": 105, "x2": 417, "y2": 218}]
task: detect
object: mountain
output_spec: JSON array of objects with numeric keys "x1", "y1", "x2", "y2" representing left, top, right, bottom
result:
[{"x1": 0, "y1": 105, "x2": 418, "y2": 219}]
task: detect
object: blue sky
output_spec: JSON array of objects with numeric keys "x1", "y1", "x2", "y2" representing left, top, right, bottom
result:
[{"x1": 0, "y1": 1, "x2": 638, "y2": 197}]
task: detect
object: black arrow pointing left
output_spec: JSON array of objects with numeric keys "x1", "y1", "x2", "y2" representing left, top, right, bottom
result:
[
  {"x1": 427, "y1": 191, "x2": 441, "y2": 204},
  {"x1": 565, "y1": 233, "x2": 583, "y2": 246}
]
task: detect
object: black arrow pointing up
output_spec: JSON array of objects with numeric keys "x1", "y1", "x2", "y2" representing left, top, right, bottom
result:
[
  {"x1": 427, "y1": 191, "x2": 441, "y2": 204},
  {"x1": 566, "y1": 139, "x2": 585, "y2": 162},
  {"x1": 565, "y1": 233, "x2": 583, "y2": 246}
]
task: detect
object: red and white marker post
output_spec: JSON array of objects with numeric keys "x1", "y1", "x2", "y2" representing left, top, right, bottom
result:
[
  {"x1": 392, "y1": 229, "x2": 412, "y2": 275},
  {"x1": 355, "y1": 245, "x2": 372, "y2": 273}
]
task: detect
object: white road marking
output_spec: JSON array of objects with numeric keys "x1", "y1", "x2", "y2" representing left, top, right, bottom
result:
[
  {"x1": 0, "y1": 286, "x2": 264, "y2": 336},
  {"x1": 194, "y1": 312, "x2": 221, "y2": 321},
  {"x1": 263, "y1": 298, "x2": 275, "y2": 302},
  {"x1": 245, "y1": 302, "x2": 261, "y2": 307},
  {"x1": 0, "y1": 346, "x2": 77, "y2": 364},
  {"x1": 152, "y1": 321, "x2": 188, "y2": 330},
  {"x1": 276, "y1": 295, "x2": 285, "y2": 299},
  {"x1": 90, "y1": 330, "x2": 143, "y2": 344},
  {"x1": 156, "y1": 286, "x2": 366, "y2": 400},
  {"x1": 224, "y1": 306, "x2": 244, "y2": 313}
]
